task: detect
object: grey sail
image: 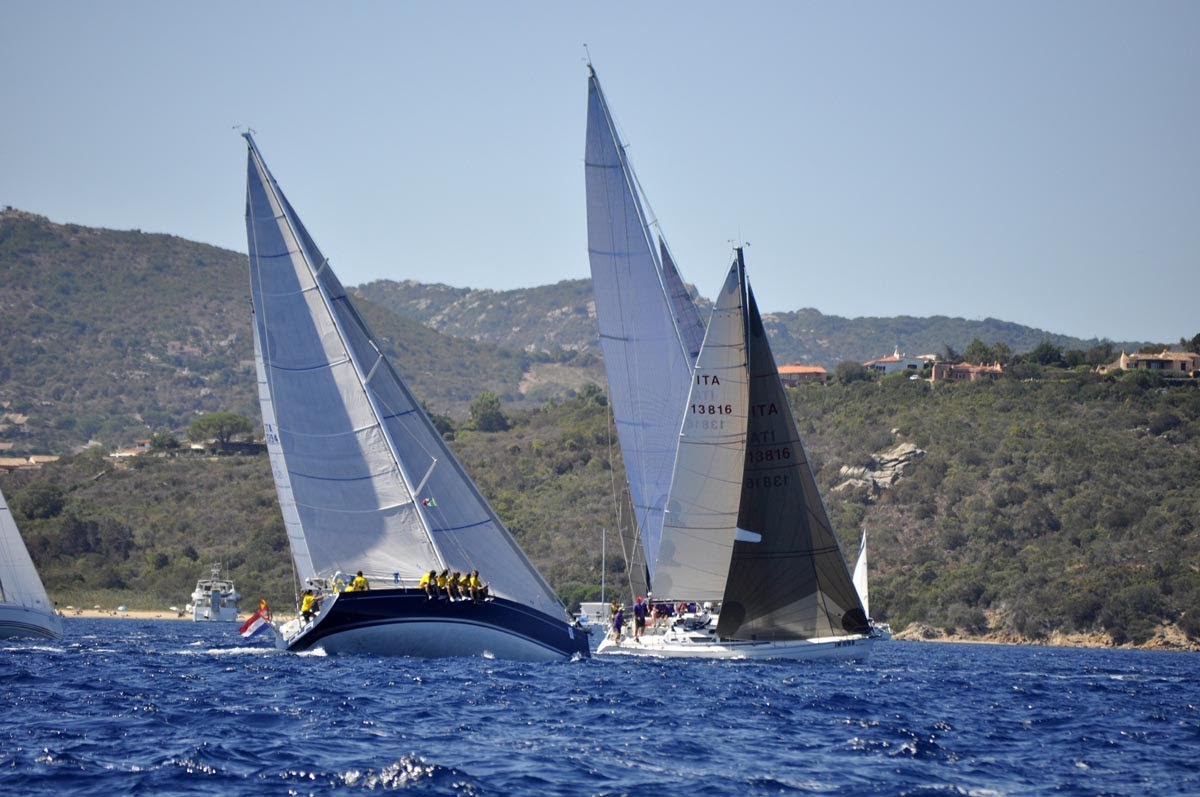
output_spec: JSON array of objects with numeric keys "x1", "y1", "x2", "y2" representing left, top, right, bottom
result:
[
  {"x1": 585, "y1": 66, "x2": 699, "y2": 586},
  {"x1": 655, "y1": 259, "x2": 749, "y2": 601},
  {"x1": 717, "y1": 284, "x2": 869, "y2": 639},
  {"x1": 244, "y1": 134, "x2": 563, "y2": 616}
]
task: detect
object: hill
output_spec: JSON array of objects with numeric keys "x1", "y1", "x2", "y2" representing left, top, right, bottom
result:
[
  {"x1": 355, "y1": 279, "x2": 1150, "y2": 369},
  {"x1": 0, "y1": 210, "x2": 586, "y2": 454},
  {"x1": 2, "y1": 210, "x2": 1173, "y2": 457}
]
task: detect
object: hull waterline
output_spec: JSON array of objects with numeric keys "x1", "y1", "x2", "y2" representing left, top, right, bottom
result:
[
  {"x1": 276, "y1": 588, "x2": 589, "y2": 661},
  {"x1": 595, "y1": 628, "x2": 877, "y2": 661},
  {"x1": 0, "y1": 604, "x2": 64, "y2": 641}
]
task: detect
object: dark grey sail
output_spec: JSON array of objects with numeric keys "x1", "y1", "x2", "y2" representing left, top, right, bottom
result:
[{"x1": 717, "y1": 282, "x2": 869, "y2": 640}]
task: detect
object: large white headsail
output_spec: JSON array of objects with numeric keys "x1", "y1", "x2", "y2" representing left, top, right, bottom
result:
[
  {"x1": 655, "y1": 255, "x2": 750, "y2": 601},
  {"x1": 244, "y1": 135, "x2": 564, "y2": 614},
  {"x1": 585, "y1": 66, "x2": 700, "y2": 586}
]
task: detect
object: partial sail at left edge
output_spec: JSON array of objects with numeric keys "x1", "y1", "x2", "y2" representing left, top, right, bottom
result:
[{"x1": 0, "y1": 486, "x2": 64, "y2": 640}]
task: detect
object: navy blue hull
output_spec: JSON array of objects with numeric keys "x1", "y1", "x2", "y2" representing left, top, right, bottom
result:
[{"x1": 283, "y1": 588, "x2": 590, "y2": 660}]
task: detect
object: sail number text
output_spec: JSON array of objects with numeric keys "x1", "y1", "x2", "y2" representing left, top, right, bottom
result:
[
  {"x1": 745, "y1": 474, "x2": 790, "y2": 489},
  {"x1": 746, "y1": 447, "x2": 791, "y2": 463},
  {"x1": 691, "y1": 403, "x2": 734, "y2": 415}
]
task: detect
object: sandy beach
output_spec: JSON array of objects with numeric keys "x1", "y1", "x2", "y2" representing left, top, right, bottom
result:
[{"x1": 62, "y1": 607, "x2": 231, "y2": 621}]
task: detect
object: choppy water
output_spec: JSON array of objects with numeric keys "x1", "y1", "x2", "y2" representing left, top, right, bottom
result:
[{"x1": 1, "y1": 619, "x2": 1197, "y2": 796}]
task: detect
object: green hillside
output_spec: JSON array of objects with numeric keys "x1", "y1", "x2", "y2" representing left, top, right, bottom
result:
[{"x1": 0, "y1": 211, "x2": 564, "y2": 453}]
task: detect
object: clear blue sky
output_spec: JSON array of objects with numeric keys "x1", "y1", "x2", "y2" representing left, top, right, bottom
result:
[{"x1": 4, "y1": 1, "x2": 1197, "y2": 344}]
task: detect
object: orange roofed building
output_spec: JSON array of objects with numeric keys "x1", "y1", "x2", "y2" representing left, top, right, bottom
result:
[
  {"x1": 777, "y1": 363, "x2": 829, "y2": 385},
  {"x1": 1098, "y1": 349, "x2": 1200, "y2": 377}
]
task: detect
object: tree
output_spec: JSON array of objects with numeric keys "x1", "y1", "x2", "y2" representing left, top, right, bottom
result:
[
  {"x1": 834, "y1": 360, "x2": 871, "y2": 384},
  {"x1": 11, "y1": 482, "x2": 66, "y2": 520},
  {"x1": 963, "y1": 338, "x2": 994, "y2": 365},
  {"x1": 187, "y1": 412, "x2": 254, "y2": 451},
  {"x1": 149, "y1": 429, "x2": 180, "y2": 450},
  {"x1": 468, "y1": 391, "x2": 510, "y2": 432},
  {"x1": 1181, "y1": 333, "x2": 1200, "y2": 354},
  {"x1": 1087, "y1": 340, "x2": 1115, "y2": 366},
  {"x1": 1029, "y1": 340, "x2": 1063, "y2": 366}
]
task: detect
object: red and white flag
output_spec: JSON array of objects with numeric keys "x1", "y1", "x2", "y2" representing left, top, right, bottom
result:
[{"x1": 239, "y1": 602, "x2": 271, "y2": 638}]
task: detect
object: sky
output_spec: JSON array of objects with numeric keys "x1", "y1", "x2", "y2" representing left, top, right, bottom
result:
[{"x1": 3, "y1": 1, "x2": 1197, "y2": 344}]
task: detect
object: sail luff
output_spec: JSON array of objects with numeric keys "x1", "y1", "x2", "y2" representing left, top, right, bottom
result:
[{"x1": 654, "y1": 255, "x2": 749, "y2": 601}]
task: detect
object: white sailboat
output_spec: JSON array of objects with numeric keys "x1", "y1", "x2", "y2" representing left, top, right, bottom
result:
[
  {"x1": 586, "y1": 68, "x2": 879, "y2": 659},
  {"x1": 853, "y1": 531, "x2": 891, "y2": 639},
  {"x1": 0, "y1": 486, "x2": 63, "y2": 640},
  {"x1": 242, "y1": 134, "x2": 588, "y2": 660}
]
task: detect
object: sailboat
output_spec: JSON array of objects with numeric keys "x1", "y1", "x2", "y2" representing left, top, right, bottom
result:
[
  {"x1": 586, "y1": 68, "x2": 879, "y2": 659},
  {"x1": 242, "y1": 134, "x2": 588, "y2": 660},
  {"x1": 853, "y1": 531, "x2": 892, "y2": 639},
  {"x1": 0, "y1": 486, "x2": 63, "y2": 640}
]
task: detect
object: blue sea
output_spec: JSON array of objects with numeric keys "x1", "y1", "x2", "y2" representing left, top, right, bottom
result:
[{"x1": 1, "y1": 619, "x2": 1197, "y2": 796}]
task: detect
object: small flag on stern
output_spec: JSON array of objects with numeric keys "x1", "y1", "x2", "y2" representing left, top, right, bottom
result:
[
  {"x1": 422, "y1": 497, "x2": 437, "y2": 507},
  {"x1": 239, "y1": 602, "x2": 271, "y2": 638}
]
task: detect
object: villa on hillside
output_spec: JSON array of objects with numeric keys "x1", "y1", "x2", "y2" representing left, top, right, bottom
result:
[
  {"x1": 778, "y1": 363, "x2": 829, "y2": 385},
  {"x1": 1098, "y1": 349, "x2": 1200, "y2": 377},
  {"x1": 931, "y1": 362, "x2": 1004, "y2": 382},
  {"x1": 864, "y1": 347, "x2": 930, "y2": 375}
]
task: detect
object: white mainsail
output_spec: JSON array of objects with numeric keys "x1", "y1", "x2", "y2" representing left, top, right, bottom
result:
[
  {"x1": 244, "y1": 134, "x2": 563, "y2": 615},
  {"x1": 585, "y1": 66, "x2": 704, "y2": 585},
  {"x1": 655, "y1": 259, "x2": 749, "y2": 601}
]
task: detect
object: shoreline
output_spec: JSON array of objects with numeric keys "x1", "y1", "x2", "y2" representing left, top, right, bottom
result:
[
  {"x1": 892, "y1": 622, "x2": 1200, "y2": 652},
  {"x1": 56, "y1": 609, "x2": 1198, "y2": 651}
]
